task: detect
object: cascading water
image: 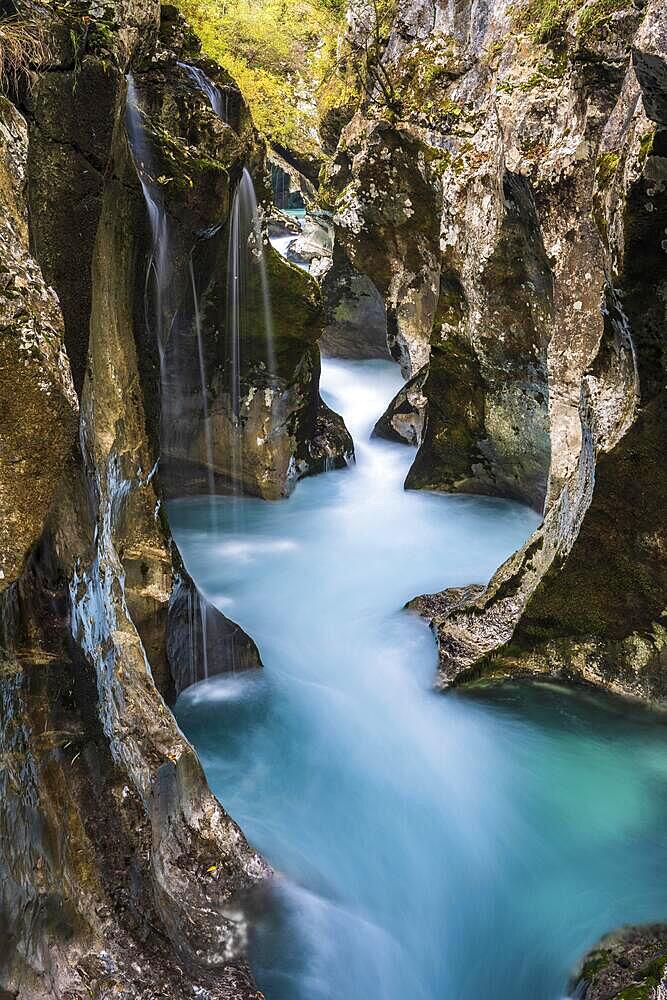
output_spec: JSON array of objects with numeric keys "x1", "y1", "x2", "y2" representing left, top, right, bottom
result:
[
  {"x1": 189, "y1": 256, "x2": 216, "y2": 502},
  {"x1": 125, "y1": 76, "x2": 171, "y2": 368},
  {"x1": 170, "y1": 357, "x2": 667, "y2": 1000},
  {"x1": 178, "y1": 60, "x2": 230, "y2": 122},
  {"x1": 227, "y1": 167, "x2": 276, "y2": 387},
  {"x1": 178, "y1": 60, "x2": 225, "y2": 507},
  {"x1": 126, "y1": 74, "x2": 212, "y2": 681},
  {"x1": 226, "y1": 167, "x2": 277, "y2": 503}
]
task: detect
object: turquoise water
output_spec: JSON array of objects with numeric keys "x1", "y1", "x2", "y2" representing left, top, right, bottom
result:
[{"x1": 171, "y1": 359, "x2": 667, "y2": 1000}]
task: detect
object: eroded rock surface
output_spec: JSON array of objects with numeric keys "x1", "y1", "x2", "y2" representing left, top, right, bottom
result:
[
  {"x1": 323, "y1": 0, "x2": 665, "y2": 699},
  {"x1": 0, "y1": 96, "x2": 78, "y2": 593},
  {"x1": 320, "y1": 242, "x2": 390, "y2": 360},
  {"x1": 0, "y1": 4, "x2": 275, "y2": 995}
]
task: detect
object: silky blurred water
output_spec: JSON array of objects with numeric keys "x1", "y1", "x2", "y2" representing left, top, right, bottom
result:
[{"x1": 171, "y1": 359, "x2": 667, "y2": 1000}]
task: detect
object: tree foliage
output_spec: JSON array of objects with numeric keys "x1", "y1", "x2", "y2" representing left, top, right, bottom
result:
[{"x1": 175, "y1": 0, "x2": 347, "y2": 153}]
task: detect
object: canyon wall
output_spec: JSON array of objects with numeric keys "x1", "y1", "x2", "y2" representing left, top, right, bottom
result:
[
  {"x1": 0, "y1": 1, "x2": 335, "y2": 993},
  {"x1": 322, "y1": 0, "x2": 666, "y2": 703}
]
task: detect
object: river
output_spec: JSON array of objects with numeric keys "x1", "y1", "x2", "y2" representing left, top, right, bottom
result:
[{"x1": 170, "y1": 358, "x2": 667, "y2": 1000}]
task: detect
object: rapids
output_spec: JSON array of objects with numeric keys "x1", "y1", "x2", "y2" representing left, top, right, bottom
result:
[{"x1": 170, "y1": 358, "x2": 667, "y2": 1000}]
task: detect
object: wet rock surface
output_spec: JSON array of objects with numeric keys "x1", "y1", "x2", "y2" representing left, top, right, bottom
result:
[
  {"x1": 320, "y1": 243, "x2": 390, "y2": 360},
  {"x1": 167, "y1": 568, "x2": 263, "y2": 699},
  {"x1": 373, "y1": 364, "x2": 427, "y2": 445},
  {"x1": 573, "y1": 924, "x2": 667, "y2": 999},
  {"x1": 323, "y1": 0, "x2": 666, "y2": 698},
  {"x1": 0, "y1": 3, "x2": 277, "y2": 995}
]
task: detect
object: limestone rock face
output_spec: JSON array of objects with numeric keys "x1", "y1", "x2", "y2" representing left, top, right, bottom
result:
[
  {"x1": 327, "y1": 117, "x2": 441, "y2": 377},
  {"x1": 0, "y1": 98, "x2": 78, "y2": 595},
  {"x1": 322, "y1": 0, "x2": 665, "y2": 697},
  {"x1": 26, "y1": 1, "x2": 160, "y2": 398},
  {"x1": 123, "y1": 11, "x2": 352, "y2": 500},
  {"x1": 0, "y1": 5, "x2": 277, "y2": 996},
  {"x1": 398, "y1": 0, "x2": 666, "y2": 705},
  {"x1": 320, "y1": 242, "x2": 390, "y2": 360},
  {"x1": 322, "y1": 0, "x2": 662, "y2": 512}
]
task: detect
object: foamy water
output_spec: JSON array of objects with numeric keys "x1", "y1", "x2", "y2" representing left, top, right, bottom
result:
[{"x1": 171, "y1": 359, "x2": 667, "y2": 1000}]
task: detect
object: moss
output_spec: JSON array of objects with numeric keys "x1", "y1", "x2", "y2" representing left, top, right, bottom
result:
[
  {"x1": 510, "y1": 0, "x2": 580, "y2": 46},
  {"x1": 595, "y1": 151, "x2": 620, "y2": 189},
  {"x1": 63, "y1": 3, "x2": 124, "y2": 72},
  {"x1": 424, "y1": 148, "x2": 453, "y2": 179},
  {"x1": 390, "y1": 37, "x2": 467, "y2": 129},
  {"x1": 140, "y1": 115, "x2": 235, "y2": 197},
  {"x1": 580, "y1": 948, "x2": 612, "y2": 981},
  {"x1": 511, "y1": 0, "x2": 630, "y2": 48},
  {"x1": 616, "y1": 952, "x2": 667, "y2": 1000},
  {"x1": 638, "y1": 128, "x2": 656, "y2": 163},
  {"x1": 576, "y1": 0, "x2": 627, "y2": 35},
  {"x1": 482, "y1": 33, "x2": 512, "y2": 66}
]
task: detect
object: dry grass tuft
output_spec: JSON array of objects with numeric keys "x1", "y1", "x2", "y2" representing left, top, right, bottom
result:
[{"x1": 0, "y1": 10, "x2": 50, "y2": 94}]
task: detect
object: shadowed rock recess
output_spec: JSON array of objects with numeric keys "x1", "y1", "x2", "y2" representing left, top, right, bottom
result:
[{"x1": 317, "y1": 0, "x2": 665, "y2": 994}]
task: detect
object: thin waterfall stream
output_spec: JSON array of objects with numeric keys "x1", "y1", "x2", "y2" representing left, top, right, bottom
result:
[
  {"x1": 178, "y1": 60, "x2": 231, "y2": 123},
  {"x1": 189, "y1": 256, "x2": 216, "y2": 502},
  {"x1": 170, "y1": 358, "x2": 667, "y2": 1000}
]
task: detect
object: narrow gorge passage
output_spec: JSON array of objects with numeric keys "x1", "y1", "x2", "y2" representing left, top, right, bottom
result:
[{"x1": 170, "y1": 360, "x2": 667, "y2": 1000}]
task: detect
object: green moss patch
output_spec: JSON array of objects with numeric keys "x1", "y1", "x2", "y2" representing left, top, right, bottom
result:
[{"x1": 511, "y1": 0, "x2": 631, "y2": 47}]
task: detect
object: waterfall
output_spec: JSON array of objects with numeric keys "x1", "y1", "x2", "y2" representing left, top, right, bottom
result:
[
  {"x1": 125, "y1": 76, "x2": 273, "y2": 679},
  {"x1": 126, "y1": 74, "x2": 214, "y2": 682},
  {"x1": 125, "y1": 75, "x2": 171, "y2": 365},
  {"x1": 227, "y1": 169, "x2": 276, "y2": 512},
  {"x1": 227, "y1": 167, "x2": 276, "y2": 397},
  {"x1": 186, "y1": 587, "x2": 209, "y2": 684},
  {"x1": 178, "y1": 60, "x2": 230, "y2": 123},
  {"x1": 189, "y1": 256, "x2": 216, "y2": 501},
  {"x1": 226, "y1": 168, "x2": 276, "y2": 506}
]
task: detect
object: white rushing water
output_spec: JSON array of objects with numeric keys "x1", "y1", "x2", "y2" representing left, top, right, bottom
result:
[
  {"x1": 171, "y1": 359, "x2": 667, "y2": 1000},
  {"x1": 227, "y1": 167, "x2": 276, "y2": 419},
  {"x1": 178, "y1": 61, "x2": 230, "y2": 122},
  {"x1": 125, "y1": 75, "x2": 171, "y2": 365}
]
